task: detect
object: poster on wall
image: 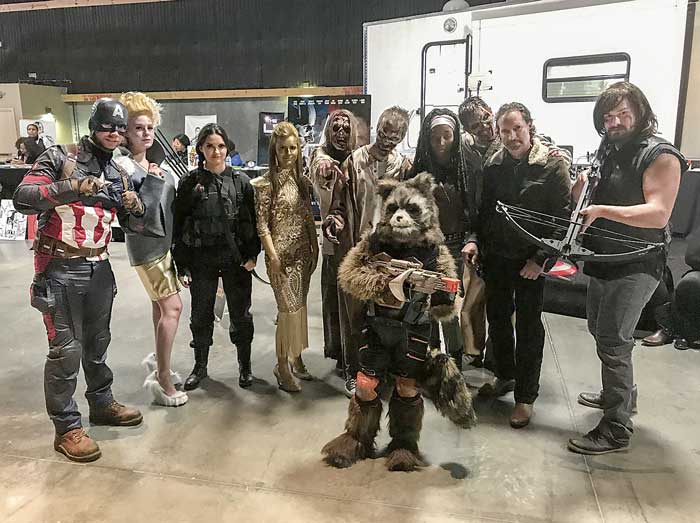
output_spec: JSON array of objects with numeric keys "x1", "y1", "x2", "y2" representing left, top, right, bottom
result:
[
  {"x1": 257, "y1": 112, "x2": 284, "y2": 166},
  {"x1": 20, "y1": 118, "x2": 57, "y2": 145},
  {"x1": 184, "y1": 115, "x2": 217, "y2": 143},
  {"x1": 0, "y1": 200, "x2": 28, "y2": 240},
  {"x1": 287, "y1": 95, "x2": 371, "y2": 150}
]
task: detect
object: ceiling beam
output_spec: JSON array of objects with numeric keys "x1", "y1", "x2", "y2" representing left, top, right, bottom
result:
[
  {"x1": 62, "y1": 86, "x2": 365, "y2": 103},
  {"x1": 0, "y1": 0, "x2": 175, "y2": 13}
]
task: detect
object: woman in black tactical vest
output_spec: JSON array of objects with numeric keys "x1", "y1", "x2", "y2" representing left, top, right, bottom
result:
[{"x1": 172, "y1": 124, "x2": 261, "y2": 391}]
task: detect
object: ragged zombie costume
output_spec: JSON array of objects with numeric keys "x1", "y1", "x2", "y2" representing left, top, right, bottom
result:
[
  {"x1": 408, "y1": 108, "x2": 482, "y2": 369},
  {"x1": 322, "y1": 173, "x2": 476, "y2": 471},
  {"x1": 172, "y1": 124, "x2": 260, "y2": 391},
  {"x1": 309, "y1": 110, "x2": 357, "y2": 369},
  {"x1": 252, "y1": 122, "x2": 318, "y2": 392},
  {"x1": 13, "y1": 98, "x2": 160, "y2": 463},
  {"x1": 324, "y1": 106, "x2": 412, "y2": 396}
]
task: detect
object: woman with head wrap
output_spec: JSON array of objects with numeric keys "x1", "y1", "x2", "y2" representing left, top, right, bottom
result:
[{"x1": 408, "y1": 108, "x2": 483, "y2": 370}]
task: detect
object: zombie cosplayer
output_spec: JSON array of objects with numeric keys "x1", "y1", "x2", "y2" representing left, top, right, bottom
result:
[
  {"x1": 172, "y1": 124, "x2": 260, "y2": 391},
  {"x1": 13, "y1": 98, "x2": 158, "y2": 463},
  {"x1": 323, "y1": 106, "x2": 412, "y2": 397},
  {"x1": 408, "y1": 108, "x2": 482, "y2": 369},
  {"x1": 322, "y1": 173, "x2": 475, "y2": 471},
  {"x1": 309, "y1": 110, "x2": 357, "y2": 371}
]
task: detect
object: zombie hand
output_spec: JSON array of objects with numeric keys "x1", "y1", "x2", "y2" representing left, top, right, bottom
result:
[
  {"x1": 122, "y1": 190, "x2": 145, "y2": 215},
  {"x1": 322, "y1": 215, "x2": 344, "y2": 244},
  {"x1": 71, "y1": 176, "x2": 105, "y2": 196}
]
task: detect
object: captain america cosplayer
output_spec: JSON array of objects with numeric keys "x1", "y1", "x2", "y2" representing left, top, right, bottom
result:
[{"x1": 13, "y1": 98, "x2": 165, "y2": 463}]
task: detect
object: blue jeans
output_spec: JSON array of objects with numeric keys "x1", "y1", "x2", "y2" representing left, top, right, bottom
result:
[{"x1": 587, "y1": 273, "x2": 660, "y2": 442}]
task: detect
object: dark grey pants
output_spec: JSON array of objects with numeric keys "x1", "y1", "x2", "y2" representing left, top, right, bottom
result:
[
  {"x1": 39, "y1": 259, "x2": 116, "y2": 435},
  {"x1": 321, "y1": 253, "x2": 342, "y2": 360},
  {"x1": 587, "y1": 273, "x2": 659, "y2": 442}
]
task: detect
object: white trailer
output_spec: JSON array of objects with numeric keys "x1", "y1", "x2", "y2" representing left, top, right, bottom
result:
[{"x1": 364, "y1": 0, "x2": 697, "y2": 162}]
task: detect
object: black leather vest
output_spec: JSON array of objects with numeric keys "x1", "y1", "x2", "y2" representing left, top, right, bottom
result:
[{"x1": 583, "y1": 135, "x2": 687, "y2": 279}]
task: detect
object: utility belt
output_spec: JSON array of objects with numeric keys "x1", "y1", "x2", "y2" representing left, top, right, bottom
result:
[
  {"x1": 33, "y1": 234, "x2": 107, "y2": 259},
  {"x1": 367, "y1": 300, "x2": 430, "y2": 325}
]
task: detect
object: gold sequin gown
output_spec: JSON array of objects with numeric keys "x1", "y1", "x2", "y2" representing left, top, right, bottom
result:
[{"x1": 251, "y1": 169, "x2": 317, "y2": 359}]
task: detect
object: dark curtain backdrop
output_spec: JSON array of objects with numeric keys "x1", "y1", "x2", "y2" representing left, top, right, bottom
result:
[{"x1": 0, "y1": 0, "x2": 503, "y2": 93}]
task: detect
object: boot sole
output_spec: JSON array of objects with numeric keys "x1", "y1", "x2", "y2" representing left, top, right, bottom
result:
[
  {"x1": 89, "y1": 414, "x2": 143, "y2": 427},
  {"x1": 567, "y1": 440, "x2": 629, "y2": 455},
  {"x1": 54, "y1": 443, "x2": 102, "y2": 463}
]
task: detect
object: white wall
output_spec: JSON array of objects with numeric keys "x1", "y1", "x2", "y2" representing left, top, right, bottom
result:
[
  {"x1": 365, "y1": 0, "x2": 689, "y2": 159},
  {"x1": 365, "y1": 10, "x2": 472, "y2": 146}
]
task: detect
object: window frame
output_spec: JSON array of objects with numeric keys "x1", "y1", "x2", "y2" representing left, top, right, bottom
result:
[{"x1": 542, "y1": 52, "x2": 631, "y2": 103}]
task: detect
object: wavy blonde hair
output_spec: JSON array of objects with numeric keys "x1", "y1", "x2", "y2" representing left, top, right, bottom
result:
[
  {"x1": 268, "y1": 121, "x2": 307, "y2": 201},
  {"x1": 119, "y1": 91, "x2": 162, "y2": 126}
]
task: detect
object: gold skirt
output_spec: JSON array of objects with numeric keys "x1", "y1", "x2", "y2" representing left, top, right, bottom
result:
[{"x1": 134, "y1": 251, "x2": 181, "y2": 302}]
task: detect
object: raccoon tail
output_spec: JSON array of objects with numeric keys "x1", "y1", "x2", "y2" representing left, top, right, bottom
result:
[{"x1": 419, "y1": 349, "x2": 477, "y2": 429}]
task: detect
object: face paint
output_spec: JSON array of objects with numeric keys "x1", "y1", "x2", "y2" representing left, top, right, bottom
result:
[{"x1": 330, "y1": 115, "x2": 351, "y2": 152}]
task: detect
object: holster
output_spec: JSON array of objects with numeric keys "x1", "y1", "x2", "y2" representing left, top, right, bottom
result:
[{"x1": 30, "y1": 272, "x2": 54, "y2": 313}]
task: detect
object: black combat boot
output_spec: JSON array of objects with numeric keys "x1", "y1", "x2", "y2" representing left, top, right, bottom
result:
[
  {"x1": 237, "y1": 344, "x2": 253, "y2": 388},
  {"x1": 184, "y1": 346, "x2": 209, "y2": 391}
]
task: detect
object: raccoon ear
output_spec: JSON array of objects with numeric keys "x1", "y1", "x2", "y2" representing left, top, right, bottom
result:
[
  {"x1": 406, "y1": 172, "x2": 435, "y2": 197},
  {"x1": 377, "y1": 178, "x2": 399, "y2": 200}
]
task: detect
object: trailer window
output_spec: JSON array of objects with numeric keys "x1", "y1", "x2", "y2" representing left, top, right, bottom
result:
[{"x1": 543, "y1": 53, "x2": 630, "y2": 103}]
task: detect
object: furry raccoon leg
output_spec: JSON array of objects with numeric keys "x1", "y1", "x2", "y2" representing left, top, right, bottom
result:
[
  {"x1": 420, "y1": 349, "x2": 477, "y2": 429},
  {"x1": 385, "y1": 391, "x2": 426, "y2": 472},
  {"x1": 322, "y1": 396, "x2": 382, "y2": 468}
]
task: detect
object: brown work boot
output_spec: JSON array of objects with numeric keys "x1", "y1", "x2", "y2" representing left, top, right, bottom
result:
[
  {"x1": 510, "y1": 403, "x2": 533, "y2": 429},
  {"x1": 89, "y1": 400, "x2": 143, "y2": 426},
  {"x1": 54, "y1": 428, "x2": 102, "y2": 462}
]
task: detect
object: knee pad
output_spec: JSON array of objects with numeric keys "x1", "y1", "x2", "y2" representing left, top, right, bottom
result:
[
  {"x1": 395, "y1": 376, "x2": 418, "y2": 398},
  {"x1": 356, "y1": 371, "x2": 380, "y2": 401}
]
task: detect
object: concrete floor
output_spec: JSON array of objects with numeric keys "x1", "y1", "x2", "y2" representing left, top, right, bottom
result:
[{"x1": 1, "y1": 240, "x2": 699, "y2": 523}]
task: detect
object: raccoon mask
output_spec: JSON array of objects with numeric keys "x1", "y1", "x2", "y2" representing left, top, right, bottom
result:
[{"x1": 373, "y1": 172, "x2": 443, "y2": 247}]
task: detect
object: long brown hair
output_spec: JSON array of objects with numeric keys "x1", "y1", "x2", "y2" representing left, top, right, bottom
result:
[
  {"x1": 593, "y1": 81, "x2": 658, "y2": 138},
  {"x1": 268, "y1": 121, "x2": 308, "y2": 201}
]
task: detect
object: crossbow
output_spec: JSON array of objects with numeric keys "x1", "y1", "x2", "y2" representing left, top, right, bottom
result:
[{"x1": 495, "y1": 142, "x2": 665, "y2": 269}]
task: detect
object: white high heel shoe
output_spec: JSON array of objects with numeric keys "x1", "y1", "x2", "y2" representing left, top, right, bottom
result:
[
  {"x1": 144, "y1": 372, "x2": 189, "y2": 407},
  {"x1": 141, "y1": 353, "x2": 183, "y2": 386}
]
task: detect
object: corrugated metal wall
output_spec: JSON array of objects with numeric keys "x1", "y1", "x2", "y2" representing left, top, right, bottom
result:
[{"x1": 0, "y1": 0, "x2": 507, "y2": 93}]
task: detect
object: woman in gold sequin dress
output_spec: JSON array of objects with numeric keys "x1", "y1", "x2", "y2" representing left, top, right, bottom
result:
[{"x1": 252, "y1": 122, "x2": 318, "y2": 392}]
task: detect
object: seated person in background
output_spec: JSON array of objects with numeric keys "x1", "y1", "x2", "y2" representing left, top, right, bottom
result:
[
  {"x1": 653, "y1": 225, "x2": 700, "y2": 350},
  {"x1": 228, "y1": 142, "x2": 244, "y2": 167},
  {"x1": 10, "y1": 137, "x2": 43, "y2": 165}
]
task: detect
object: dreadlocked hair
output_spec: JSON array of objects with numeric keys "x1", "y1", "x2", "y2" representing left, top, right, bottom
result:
[
  {"x1": 409, "y1": 108, "x2": 476, "y2": 224},
  {"x1": 268, "y1": 121, "x2": 310, "y2": 203}
]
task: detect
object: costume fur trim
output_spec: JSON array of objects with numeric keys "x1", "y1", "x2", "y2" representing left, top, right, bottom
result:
[
  {"x1": 321, "y1": 396, "x2": 382, "y2": 468},
  {"x1": 338, "y1": 238, "x2": 390, "y2": 302}
]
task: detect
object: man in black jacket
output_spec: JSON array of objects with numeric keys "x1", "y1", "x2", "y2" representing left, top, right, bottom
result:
[
  {"x1": 474, "y1": 102, "x2": 571, "y2": 429},
  {"x1": 570, "y1": 82, "x2": 686, "y2": 455}
]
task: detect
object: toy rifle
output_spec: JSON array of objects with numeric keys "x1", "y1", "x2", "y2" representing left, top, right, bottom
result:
[{"x1": 369, "y1": 252, "x2": 461, "y2": 303}]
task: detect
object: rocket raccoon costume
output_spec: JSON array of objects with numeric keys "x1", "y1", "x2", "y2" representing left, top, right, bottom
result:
[{"x1": 321, "y1": 173, "x2": 476, "y2": 471}]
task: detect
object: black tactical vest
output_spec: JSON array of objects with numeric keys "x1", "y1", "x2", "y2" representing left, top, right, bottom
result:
[{"x1": 182, "y1": 170, "x2": 243, "y2": 250}]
